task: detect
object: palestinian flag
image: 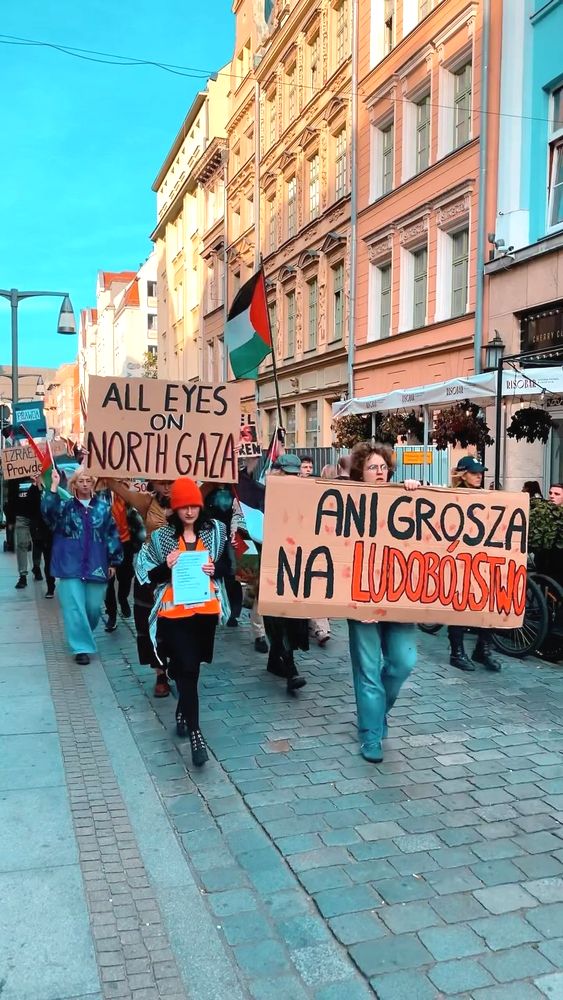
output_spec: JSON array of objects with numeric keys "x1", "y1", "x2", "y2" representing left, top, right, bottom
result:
[
  {"x1": 226, "y1": 269, "x2": 273, "y2": 380},
  {"x1": 259, "y1": 425, "x2": 285, "y2": 484}
]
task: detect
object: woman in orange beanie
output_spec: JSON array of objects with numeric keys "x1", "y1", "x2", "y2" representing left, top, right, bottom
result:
[{"x1": 135, "y1": 476, "x2": 228, "y2": 766}]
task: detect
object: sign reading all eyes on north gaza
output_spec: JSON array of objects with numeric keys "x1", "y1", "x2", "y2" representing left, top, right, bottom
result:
[
  {"x1": 259, "y1": 478, "x2": 529, "y2": 629},
  {"x1": 84, "y1": 376, "x2": 240, "y2": 482}
]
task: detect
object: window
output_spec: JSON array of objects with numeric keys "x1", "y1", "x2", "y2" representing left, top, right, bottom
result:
[
  {"x1": 451, "y1": 228, "x2": 469, "y2": 317},
  {"x1": 309, "y1": 33, "x2": 320, "y2": 94},
  {"x1": 548, "y1": 86, "x2": 563, "y2": 229},
  {"x1": 380, "y1": 264, "x2": 391, "y2": 338},
  {"x1": 248, "y1": 194, "x2": 254, "y2": 228},
  {"x1": 268, "y1": 92, "x2": 277, "y2": 147},
  {"x1": 147, "y1": 280, "x2": 157, "y2": 298},
  {"x1": 384, "y1": 0, "x2": 394, "y2": 55},
  {"x1": 454, "y1": 63, "x2": 472, "y2": 149},
  {"x1": 416, "y1": 95, "x2": 430, "y2": 172},
  {"x1": 218, "y1": 336, "x2": 225, "y2": 379},
  {"x1": 307, "y1": 278, "x2": 318, "y2": 351},
  {"x1": 287, "y1": 177, "x2": 297, "y2": 238},
  {"x1": 382, "y1": 123, "x2": 394, "y2": 194},
  {"x1": 206, "y1": 260, "x2": 216, "y2": 313},
  {"x1": 309, "y1": 155, "x2": 320, "y2": 220},
  {"x1": 147, "y1": 345, "x2": 158, "y2": 358},
  {"x1": 283, "y1": 405, "x2": 296, "y2": 448},
  {"x1": 147, "y1": 313, "x2": 157, "y2": 331},
  {"x1": 267, "y1": 409, "x2": 277, "y2": 439},
  {"x1": 206, "y1": 342, "x2": 214, "y2": 382},
  {"x1": 268, "y1": 198, "x2": 277, "y2": 252},
  {"x1": 232, "y1": 206, "x2": 241, "y2": 239},
  {"x1": 413, "y1": 247, "x2": 427, "y2": 327},
  {"x1": 304, "y1": 401, "x2": 319, "y2": 449},
  {"x1": 332, "y1": 262, "x2": 345, "y2": 341},
  {"x1": 419, "y1": 0, "x2": 431, "y2": 17},
  {"x1": 286, "y1": 290, "x2": 296, "y2": 358},
  {"x1": 233, "y1": 270, "x2": 241, "y2": 295},
  {"x1": 335, "y1": 1, "x2": 349, "y2": 64},
  {"x1": 268, "y1": 300, "x2": 277, "y2": 358},
  {"x1": 287, "y1": 65, "x2": 297, "y2": 123},
  {"x1": 175, "y1": 282, "x2": 183, "y2": 319},
  {"x1": 335, "y1": 128, "x2": 347, "y2": 199},
  {"x1": 233, "y1": 144, "x2": 241, "y2": 173}
]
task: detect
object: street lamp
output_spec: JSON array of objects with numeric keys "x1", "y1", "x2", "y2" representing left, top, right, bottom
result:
[
  {"x1": 484, "y1": 332, "x2": 506, "y2": 372},
  {"x1": 0, "y1": 288, "x2": 77, "y2": 405},
  {"x1": 35, "y1": 375, "x2": 45, "y2": 399}
]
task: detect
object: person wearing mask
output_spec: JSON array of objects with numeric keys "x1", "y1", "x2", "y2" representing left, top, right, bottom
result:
[
  {"x1": 264, "y1": 454, "x2": 309, "y2": 692},
  {"x1": 6, "y1": 477, "x2": 43, "y2": 589},
  {"x1": 203, "y1": 485, "x2": 243, "y2": 628},
  {"x1": 135, "y1": 477, "x2": 227, "y2": 766},
  {"x1": 348, "y1": 441, "x2": 420, "y2": 762},
  {"x1": 336, "y1": 455, "x2": 352, "y2": 480},
  {"x1": 447, "y1": 456, "x2": 502, "y2": 673},
  {"x1": 548, "y1": 483, "x2": 563, "y2": 505},
  {"x1": 101, "y1": 479, "x2": 173, "y2": 697},
  {"x1": 299, "y1": 456, "x2": 314, "y2": 478},
  {"x1": 41, "y1": 467, "x2": 123, "y2": 664}
]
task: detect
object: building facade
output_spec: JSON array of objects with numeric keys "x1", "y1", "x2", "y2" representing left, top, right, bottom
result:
[
  {"x1": 353, "y1": 0, "x2": 501, "y2": 400},
  {"x1": 90, "y1": 257, "x2": 158, "y2": 379},
  {"x1": 485, "y1": 0, "x2": 563, "y2": 491},
  {"x1": 151, "y1": 71, "x2": 229, "y2": 383},
  {"x1": 44, "y1": 362, "x2": 81, "y2": 442}
]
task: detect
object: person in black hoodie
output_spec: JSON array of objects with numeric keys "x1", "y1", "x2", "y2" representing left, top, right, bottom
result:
[
  {"x1": 6, "y1": 477, "x2": 45, "y2": 590},
  {"x1": 203, "y1": 485, "x2": 243, "y2": 627}
]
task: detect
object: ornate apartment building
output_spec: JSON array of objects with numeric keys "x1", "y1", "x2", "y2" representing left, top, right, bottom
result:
[
  {"x1": 151, "y1": 71, "x2": 229, "y2": 383},
  {"x1": 353, "y1": 0, "x2": 502, "y2": 398}
]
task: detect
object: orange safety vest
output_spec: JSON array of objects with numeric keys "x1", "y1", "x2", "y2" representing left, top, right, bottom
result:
[{"x1": 158, "y1": 536, "x2": 220, "y2": 619}]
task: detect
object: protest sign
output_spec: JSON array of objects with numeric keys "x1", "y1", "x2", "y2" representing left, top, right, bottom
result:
[
  {"x1": 1, "y1": 444, "x2": 43, "y2": 480},
  {"x1": 239, "y1": 410, "x2": 261, "y2": 459},
  {"x1": 259, "y1": 478, "x2": 529, "y2": 628},
  {"x1": 12, "y1": 401, "x2": 46, "y2": 440},
  {"x1": 84, "y1": 376, "x2": 240, "y2": 482}
]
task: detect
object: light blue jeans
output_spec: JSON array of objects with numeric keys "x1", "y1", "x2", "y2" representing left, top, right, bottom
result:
[
  {"x1": 57, "y1": 578, "x2": 106, "y2": 655},
  {"x1": 347, "y1": 620, "x2": 417, "y2": 750}
]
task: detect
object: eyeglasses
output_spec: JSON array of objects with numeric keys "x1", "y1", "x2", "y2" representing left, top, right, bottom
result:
[{"x1": 366, "y1": 464, "x2": 388, "y2": 473}]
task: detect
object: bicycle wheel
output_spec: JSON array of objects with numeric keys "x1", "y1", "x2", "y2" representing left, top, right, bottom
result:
[
  {"x1": 417, "y1": 624, "x2": 443, "y2": 635},
  {"x1": 530, "y1": 574, "x2": 563, "y2": 662},
  {"x1": 491, "y1": 578, "x2": 548, "y2": 658}
]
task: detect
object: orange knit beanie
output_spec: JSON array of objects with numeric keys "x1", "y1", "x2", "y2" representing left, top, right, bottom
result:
[{"x1": 170, "y1": 477, "x2": 204, "y2": 510}]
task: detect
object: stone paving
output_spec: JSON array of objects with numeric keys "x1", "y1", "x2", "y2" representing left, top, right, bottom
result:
[{"x1": 2, "y1": 547, "x2": 563, "y2": 998}]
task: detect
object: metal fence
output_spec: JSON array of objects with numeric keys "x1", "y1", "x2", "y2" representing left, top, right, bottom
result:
[{"x1": 257, "y1": 445, "x2": 450, "y2": 484}]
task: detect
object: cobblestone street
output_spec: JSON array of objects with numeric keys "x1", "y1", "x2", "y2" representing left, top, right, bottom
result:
[{"x1": 2, "y1": 551, "x2": 563, "y2": 1000}]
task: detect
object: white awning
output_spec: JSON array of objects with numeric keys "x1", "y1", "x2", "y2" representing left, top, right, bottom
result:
[{"x1": 332, "y1": 366, "x2": 563, "y2": 418}]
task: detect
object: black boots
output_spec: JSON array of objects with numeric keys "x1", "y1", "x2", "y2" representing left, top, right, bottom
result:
[
  {"x1": 15, "y1": 574, "x2": 27, "y2": 590},
  {"x1": 189, "y1": 729, "x2": 209, "y2": 767},
  {"x1": 267, "y1": 649, "x2": 307, "y2": 693},
  {"x1": 448, "y1": 628, "x2": 475, "y2": 672},
  {"x1": 448, "y1": 628, "x2": 502, "y2": 673},
  {"x1": 473, "y1": 638, "x2": 502, "y2": 672}
]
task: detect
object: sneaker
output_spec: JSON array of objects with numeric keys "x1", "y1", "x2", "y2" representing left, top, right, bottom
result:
[
  {"x1": 189, "y1": 729, "x2": 209, "y2": 767},
  {"x1": 45, "y1": 589, "x2": 55, "y2": 599},
  {"x1": 75, "y1": 653, "x2": 90, "y2": 665},
  {"x1": 105, "y1": 617, "x2": 117, "y2": 633},
  {"x1": 287, "y1": 674, "x2": 307, "y2": 693},
  {"x1": 361, "y1": 741, "x2": 383, "y2": 763},
  {"x1": 15, "y1": 575, "x2": 27, "y2": 590},
  {"x1": 254, "y1": 636, "x2": 268, "y2": 654},
  {"x1": 119, "y1": 599, "x2": 131, "y2": 618},
  {"x1": 226, "y1": 616, "x2": 239, "y2": 628},
  {"x1": 32, "y1": 567, "x2": 43, "y2": 582},
  {"x1": 154, "y1": 674, "x2": 171, "y2": 698},
  {"x1": 315, "y1": 630, "x2": 331, "y2": 647}
]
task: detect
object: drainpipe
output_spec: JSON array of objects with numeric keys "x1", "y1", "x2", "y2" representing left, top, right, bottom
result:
[
  {"x1": 254, "y1": 80, "x2": 261, "y2": 272},
  {"x1": 347, "y1": 0, "x2": 359, "y2": 400},
  {"x1": 222, "y1": 147, "x2": 229, "y2": 382},
  {"x1": 474, "y1": 0, "x2": 490, "y2": 374}
]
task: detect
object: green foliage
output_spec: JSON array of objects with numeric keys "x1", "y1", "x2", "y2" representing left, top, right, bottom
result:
[
  {"x1": 332, "y1": 414, "x2": 372, "y2": 448},
  {"x1": 433, "y1": 401, "x2": 493, "y2": 451},
  {"x1": 142, "y1": 350, "x2": 158, "y2": 379},
  {"x1": 507, "y1": 407, "x2": 553, "y2": 444},
  {"x1": 528, "y1": 498, "x2": 563, "y2": 551}
]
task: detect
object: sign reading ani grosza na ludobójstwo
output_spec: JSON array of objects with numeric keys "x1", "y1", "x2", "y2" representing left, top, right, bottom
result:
[
  {"x1": 258, "y1": 477, "x2": 529, "y2": 629},
  {"x1": 84, "y1": 376, "x2": 240, "y2": 482}
]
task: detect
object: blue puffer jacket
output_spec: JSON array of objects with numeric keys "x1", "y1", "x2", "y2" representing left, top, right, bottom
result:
[{"x1": 41, "y1": 491, "x2": 123, "y2": 582}]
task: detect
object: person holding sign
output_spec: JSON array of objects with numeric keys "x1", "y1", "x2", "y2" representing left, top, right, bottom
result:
[
  {"x1": 447, "y1": 457, "x2": 502, "y2": 673},
  {"x1": 348, "y1": 441, "x2": 420, "y2": 763},
  {"x1": 40, "y1": 467, "x2": 123, "y2": 664},
  {"x1": 135, "y1": 477, "x2": 227, "y2": 767}
]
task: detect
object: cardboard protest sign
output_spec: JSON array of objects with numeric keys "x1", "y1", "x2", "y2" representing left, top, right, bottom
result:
[
  {"x1": 12, "y1": 401, "x2": 46, "y2": 440},
  {"x1": 239, "y1": 410, "x2": 261, "y2": 459},
  {"x1": 1, "y1": 444, "x2": 43, "y2": 480},
  {"x1": 259, "y1": 478, "x2": 529, "y2": 628},
  {"x1": 84, "y1": 376, "x2": 240, "y2": 482}
]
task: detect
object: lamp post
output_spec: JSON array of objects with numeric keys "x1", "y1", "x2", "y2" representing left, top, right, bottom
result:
[
  {"x1": 483, "y1": 332, "x2": 506, "y2": 489},
  {"x1": 0, "y1": 289, "x2": 76, "y2": 405}
]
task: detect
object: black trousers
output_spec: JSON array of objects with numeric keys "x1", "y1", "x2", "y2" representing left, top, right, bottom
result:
[
  {"x1": 448, "y1": 626, "x2": 489, "y2": 647},
  {"x1": 157, "y1": 615, "x2": 218, "y2": 730},
  {"x1": 223, "y1": 575, "x2": 243, "y2": 620},
  {"x1": 105, "y1": 542, "x2": 135, "y2": 619}
]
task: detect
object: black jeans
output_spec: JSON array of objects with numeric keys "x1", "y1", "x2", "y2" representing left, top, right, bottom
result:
[{"x1": 105, "y1": 542, "x2": 135, "y2": 619}]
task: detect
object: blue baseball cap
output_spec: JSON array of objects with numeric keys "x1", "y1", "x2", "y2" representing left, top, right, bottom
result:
[{"x1": 455, "y1": 456, "x2": 487, "y2": 474}]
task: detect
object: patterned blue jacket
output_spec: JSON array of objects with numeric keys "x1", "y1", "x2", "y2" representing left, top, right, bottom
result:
[{"x1": 41, "y1": 491, "x2": 123, "y2": 582}]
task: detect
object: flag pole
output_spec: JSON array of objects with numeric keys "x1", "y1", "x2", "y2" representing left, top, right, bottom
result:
[{"x1": 259, "y1": 259, "x2": 283, "y2": 429}]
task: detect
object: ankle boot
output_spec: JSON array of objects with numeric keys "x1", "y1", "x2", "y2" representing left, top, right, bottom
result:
[
  {"x1": 473, "y1": 637, "x2": 502, "y2": 672},
  {"x1": 189, "y1": 729, "x2": 209, "y2": 767},
  {"x1": 448, "y1": 628, "x2": 475, "y2": 671},
  {"x1": 175, "y1": 712, "x2": 189, "y2": 738},
  {"x1": 15, "y1": 574, "x2": 27, "y2": 590}
]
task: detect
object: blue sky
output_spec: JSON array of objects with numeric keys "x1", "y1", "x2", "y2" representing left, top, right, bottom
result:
[{"x1": 0, "y1": 2, "x2": 234, "y2": 368}]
